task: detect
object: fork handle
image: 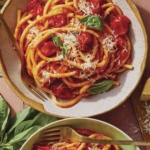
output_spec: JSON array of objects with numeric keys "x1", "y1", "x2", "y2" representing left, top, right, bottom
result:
[{"x1": 81, "y1": 137, "x2": 150, "y2": 146}]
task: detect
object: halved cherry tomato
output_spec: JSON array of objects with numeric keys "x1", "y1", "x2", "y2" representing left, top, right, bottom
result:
[
  {"x1": 50, "y1": 81, "x2": 73, "y2": 99},
  {"x1": 77, "y1": 32, "x2": 93, "y2": 51},
  {"x1": 89, "y1": 0, "x2": 102, "y2": 14},
  {"x1": 28, "y1": 0, "x2": 44, "y2": 16},
  {"x1": 48, "y1": 14, "x2": 67, "y2": 27},
  {"x1": 111, "y1": 15, "x2": 131, "y2": 35},
  {"x1": 40, "y1": 41, "x2": 59, "y2": 56}
]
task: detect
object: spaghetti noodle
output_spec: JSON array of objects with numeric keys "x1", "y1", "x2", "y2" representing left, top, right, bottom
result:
[
  {"x1": 14, "y1": 0, "x2": 133, "y2": 108},
  {"x1": 32, "y1": 129, "x2": 120, "y2": 150}
]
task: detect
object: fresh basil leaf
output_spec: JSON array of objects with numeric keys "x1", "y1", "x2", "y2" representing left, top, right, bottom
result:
[
  {"x1": 0, "y1": 95, "x2": 10, "y2": 141},
  {"x1": 14, "y1": 113, "x2": 59, "y2": 136},
  {"x1": 79, "y1": 15, "x2": 103, "y2": 31},
  {"x1": 6, "y1": 126, "x2": 41, "y2": 145},
  {"x1": 33, "y1": 113, "x2": 60, "y2": 126},
  {"x1": 60, "y1": 45, "x2": 67, "y2": 59},
  {"x1": 2, "y1": 145, "x2": 13, "y2": 150},
  {"x1": 87, "y1": 80, "x2": 113, "y2": 94},
  {"x1": 2, "y1": 133, "x2": 8, "y2": 144},
  {"x1": 6, "y1": 107, "x2": 38, "y2": 142},
  {"x1": 51, "y1": 34, "x2": 61, "y2": 47}
]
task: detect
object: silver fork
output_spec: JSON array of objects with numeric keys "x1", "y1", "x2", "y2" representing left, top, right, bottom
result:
[
  {"x1": 38, "y1": 126, "x2": 150, "y2": 146},
  {"x1": 0, "y1": 12, "x2": 48, "y2": 101}
]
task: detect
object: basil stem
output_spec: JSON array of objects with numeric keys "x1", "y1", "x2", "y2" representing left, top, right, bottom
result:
[
  {"x1": 51, "y1": 34, "x2": 61, "y2": 47},
  {"x1": 60, "y1": 45, "x2": 67, "y2": 59},
  {"x1": 87, "y1": 80, "x2": 114, "y2": 95},
  {"x1": 79, "y1": 15, "x2": 104, "y2": 31}
]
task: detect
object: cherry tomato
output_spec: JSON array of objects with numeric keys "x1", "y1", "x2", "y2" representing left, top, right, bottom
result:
[
  {"x1": 76, "y1": 129, "x2": 93, "y2": 136},
  {"x1": 27, "y1": 0, "x2": 38, "y2": 11},
  {"x1": 50, "y1": 81, "x2": 73, "y2": 99},
  {"x1": 111, "y1": 15, "x2": 131, "y2": 35},
  {"x1": 40, "y1": 41, "x2": 58, "y2": 56},
  {"x1": 28, "y1": 0, "x2": 44, "y2": 16},
  {"x1": 89, "y1": 0, "x2": 102, "y2": 14},
  {"x1": 48, "y1": 14, "x2": 67, "y2": 27},
  {"x1": 77, "y1": 32, "x2": 93, "y2": 51},
  {"x1": 115, "y1": 37, "x2": 126, "y2": 49}
]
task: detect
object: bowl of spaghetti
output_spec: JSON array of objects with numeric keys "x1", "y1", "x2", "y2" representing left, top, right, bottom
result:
[
  {"x1": 0, "y1": 0, "x2": 147, "y2": 117},
  {"x1": 20, "y1": 118, "x2": 140, "y2": 150}
]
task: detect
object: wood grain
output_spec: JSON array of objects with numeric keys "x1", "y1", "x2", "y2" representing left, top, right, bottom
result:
[{"x1": 131, "y1": 71, "x2": 150, "y2": 150}]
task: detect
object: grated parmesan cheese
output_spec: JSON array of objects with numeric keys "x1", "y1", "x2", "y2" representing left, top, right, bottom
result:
[
  {"x1": 41, "y1": 70, "x2": 51, "y2": 79},
  {"x1": 88, "y1": 143, "x2": 100, "y2": 150},
  {"x1": 81, "y1": 54, "x2": 98, "y2": 70},
  {"x1": 28, "y1": 27, "x2": 42, "y2": 47},
  {"x1": 29, "y1": 26, "x2": 39, "y2": 35},
  {"x1": 102, "y1": 35, "x2": 117, "y2": 52},
  {"x1": 57, "y1": 32, "x2": 80, "y2": 60},
  {"x1": 78, "y1": 0, "x2": 92, "y2": 15},
  {"x1": 58, "y1": 32, "x2": 79, "y2": 50},
  {"x1": 56, "y1": 52, "x2": 64, "y2": 61},
  {"x1": 70, "y1": 18, "x2": 81, "y2": 29}
]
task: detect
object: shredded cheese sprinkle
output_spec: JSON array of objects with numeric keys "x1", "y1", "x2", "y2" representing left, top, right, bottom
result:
[
  {"x1": 28, "y1": 27, "x2": 42, "y2": 47},
  {"x1": 102, "y1": 35, "x2": 117, "y2": 52},
  {"x1": 41, "y1": 70, "x2": 51, "y2": 79},
  {"x1": 78, "y1": 0, "x2": 92, "y2": 15},
  {"x1": 58, "y1": 32, "x2": 79, "y2": 50}
]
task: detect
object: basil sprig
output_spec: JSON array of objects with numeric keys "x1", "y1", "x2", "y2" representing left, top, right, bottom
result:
[
  {"x1": 87, "y1": 80, "x2": 113, "y2": 95},
  {"x1": 0, "y1": 95, "x2": 60, "y2": 150},
  {"x1": 51, "y1": 34, "x2": 67, "y2": 59},
  {"x1": 79, "y1": 15, "x2": 104, "y2": 31}
]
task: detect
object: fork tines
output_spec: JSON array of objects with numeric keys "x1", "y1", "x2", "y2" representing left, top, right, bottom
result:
[
  {"x1": 38, "y1": 127, "x2": 61, "y2": 144},
  {"x1": 29, "y1": 84, "x2": 47, "y2": 101}
]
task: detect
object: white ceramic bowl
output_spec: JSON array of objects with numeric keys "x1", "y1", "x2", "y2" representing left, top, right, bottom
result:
[
  {"x1": 0, "y1": 0, "x2": 148, "y2": 117},
  {"x1": 20, "y1": 118, "x2": 140, "y2": 150}
]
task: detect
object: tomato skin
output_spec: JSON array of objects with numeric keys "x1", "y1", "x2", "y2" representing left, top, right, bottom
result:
[
  {"x1": 89, "y1": 0, "x2": 102, "y2": 14},
  {"x1": 40, "y1": 41, "x2": 58, "y2": 56},
  {"x1": 111, "y1": 15, "x2": 131, "y2": 35},
  {"x1": 77, "y1": 32, "x2": 93, "y2": 51},
  {"x1": 115, "y1": 37, "x2": 126, "y2": 49},
  {"x1": 50, "y1": 81, "x2": 73, "y2": 99},
  {"x1": 49, "y1": 14, "x2": 67, "y2": 27},
  {"x1": 27, "y1": 0, "x2": 44, "y2": 16},
  {"x1": 27, "y1": 0, "x2": 37, "y2": 10}
]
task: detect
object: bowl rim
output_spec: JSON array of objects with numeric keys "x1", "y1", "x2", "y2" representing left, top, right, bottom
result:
[
  {"x1": 20, "y1": 118, "x2": 140, "y2": 150},
  {"x1": 0, "y1": 0, "x2": 148, "y2": 118}
]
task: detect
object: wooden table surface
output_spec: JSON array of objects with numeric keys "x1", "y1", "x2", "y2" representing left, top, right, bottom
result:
[{"x1": 0, "y1": 0, "x2": 150, "y2": 150}]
